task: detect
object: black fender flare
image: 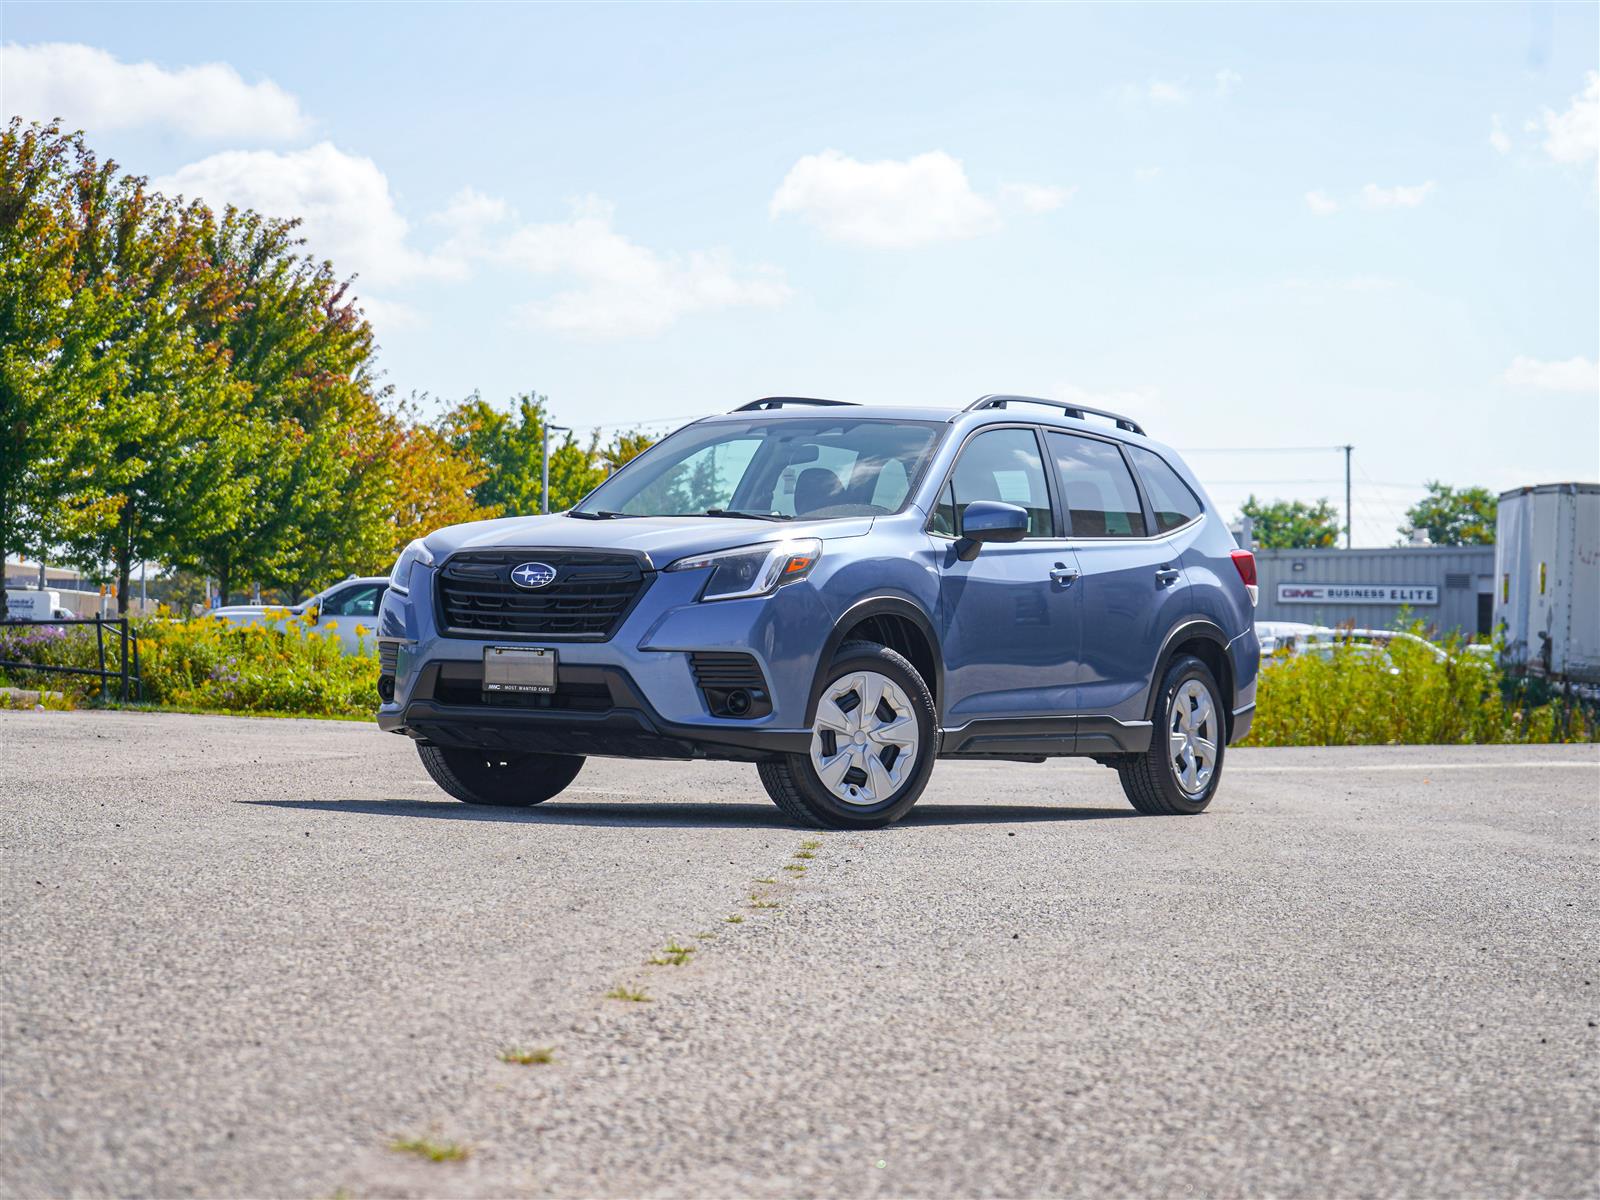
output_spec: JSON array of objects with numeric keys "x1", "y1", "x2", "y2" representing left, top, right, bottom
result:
[
  {"x1": 806, "y1": 594, "x2": 945, "y2": 726},
  {"x1": 1142, "y1": 617, "x2": 1235, "y2": 723}
]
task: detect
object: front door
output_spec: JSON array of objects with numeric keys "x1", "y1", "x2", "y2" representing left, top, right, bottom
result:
[{"x1": 932, "y1": 426, "x2": 1083, "y2": 732}]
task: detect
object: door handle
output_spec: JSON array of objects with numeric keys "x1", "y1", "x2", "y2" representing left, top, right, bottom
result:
[
  {"x1": 1049, "y1": 563, "x2": 1080, "y2": 586},
  {"x1": 1155, "y1": 566, "x2": 1181, "y2": 587}
]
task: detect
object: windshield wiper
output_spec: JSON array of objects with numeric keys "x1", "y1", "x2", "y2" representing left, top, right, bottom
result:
[
  {"x1": 568, "y1": 509, "x2": 629, "y2": 520},
  {"x1": 703, "y1": 508, "x2": 790, "y2": 521}
]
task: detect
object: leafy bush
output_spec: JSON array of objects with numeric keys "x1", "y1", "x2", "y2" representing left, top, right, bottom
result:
[
  {"x1": 0, "y1": 610, "x2": 378, "y2": 718},
  {"x1": 1242, "y1": 627, "x2": 1592, "y2": 746}
]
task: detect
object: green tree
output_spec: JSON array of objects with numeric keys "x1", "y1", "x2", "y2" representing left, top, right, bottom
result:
[
  {"x1": 599, "y1": 429, "x2": 656, "y2": 474},
  {"x1": 0, "y1": 120, "x2": 117, "y2": 567},
  {"x1": 1239, "y1": 495, "x2": 1342, "y2": 549},
  {"x1": 1399, "y1": 481, "x2": 1497, "y2": 546},
  {"x1": 58, "y1": 158, "x2": 253, "y2": 613},
  {"x1": 443, "y1": 392, "x2": 606, "y2": 515}
]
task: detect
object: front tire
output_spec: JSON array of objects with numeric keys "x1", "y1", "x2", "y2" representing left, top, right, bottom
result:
[
  {"x1": 1117, "y1": 654, "x2": 1225, "y2": 815},
  {"x1": 417, "y1": 744, "x2": 584, "y2": 807},
  {"x1": 758, "y1": 640, "x2": 937, "y2": 829}
]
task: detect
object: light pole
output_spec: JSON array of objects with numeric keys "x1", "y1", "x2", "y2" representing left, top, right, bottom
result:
[{"x1": 541, "y1": 420, "x2": 571, "y2": 514}]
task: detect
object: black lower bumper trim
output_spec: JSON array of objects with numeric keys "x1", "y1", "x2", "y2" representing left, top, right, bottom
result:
[{"x1": 378, "y1": 660, "x2": 810, "y2": 762}]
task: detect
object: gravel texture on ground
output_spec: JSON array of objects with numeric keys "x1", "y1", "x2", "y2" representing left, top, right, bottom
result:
[{"x1": 2, "y1": 709, "x2": 1595, "y2": 1198}]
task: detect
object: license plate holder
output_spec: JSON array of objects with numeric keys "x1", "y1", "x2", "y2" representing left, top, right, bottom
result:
[{"x1": 483, "y1": 646, "x2": 556, "y2": 694}]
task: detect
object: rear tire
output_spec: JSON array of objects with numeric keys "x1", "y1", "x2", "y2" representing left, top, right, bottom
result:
[
  {"x1": 758, "y1": 641, "x2": 937, "y2": 829},
  {"x1": 417, "y1": 744, "x2": 584, "y2": 807},
  {"x1": 1117, "y1": 653, "x2": 1225, "y2": 815}
]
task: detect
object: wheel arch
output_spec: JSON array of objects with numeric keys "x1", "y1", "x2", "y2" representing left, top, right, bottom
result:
[
  {"x1": 807, "y1": 596, "x2": 943, "y2": 725},
  {"x1": 1144, "y1": 619, "x2": 1236, "y2": 739}
]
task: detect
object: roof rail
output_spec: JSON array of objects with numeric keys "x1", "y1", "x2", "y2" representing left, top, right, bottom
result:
[
  {"x1": 733, "y1": 396, "x2": 859, "y2": 412},
  {"x1": 965, "y1": 394, "x2": 1145, "y2": 436}
]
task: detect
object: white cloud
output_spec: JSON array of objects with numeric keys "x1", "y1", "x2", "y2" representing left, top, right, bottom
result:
[
  {"x1": 1539, "y1": 71, "x2": 1598, "y2": 166},
  {"x1": 999, "y1": 182, "x2": 1076, "y2": 213},
  {"x1": 770, "y1": 149, "x2": 1001, "y2": 247},
  {"x1": 1358, "y1": 181, "x2": 1436, "y2": 209},
  {"x1": 1135, "y1": 166, "x2": 1163, "y2": 182},
  {"x1": 505, "y1": 197, "x2": 791, "y2": 339},
  {"x1": 0, "y1": 42, "x2": 309, "y2": 140},
  {"x1": 1489, "y1": 114, "x2": 1511, "y2": 155},
  {"x1": 1147, "y1": 79, "x2": 1190, "y2": 105},
  {"x1": 156, "y1": 142, "x2": 461, "y2": 288},
  {"x1": 1502, "y1": 355, "x2": 1598, "y2": 393},
  {"x1": 1215, "y1": 69, "x2": 1243, "y2": 97},
  {"x1": 1305, "y1": 190, "x2": 1340, "y2": 216}
]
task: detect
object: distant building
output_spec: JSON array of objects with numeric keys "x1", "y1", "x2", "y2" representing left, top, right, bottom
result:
[{"x1": 1251, "y1": 545, "x2": 1496, "y2": 638}]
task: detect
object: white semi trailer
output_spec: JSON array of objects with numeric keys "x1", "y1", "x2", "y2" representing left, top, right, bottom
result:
[{"x1": 1494, "y1": 482, "x2": 1600, "y2": 683}]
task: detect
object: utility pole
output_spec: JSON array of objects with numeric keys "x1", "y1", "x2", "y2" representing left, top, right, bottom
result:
[
  {"x1": 541, "y1": 419, "x2": 571, "y2": 514},
  {"x1": 1343, "y1": 444, "x2": 1354, "y2": 549}
]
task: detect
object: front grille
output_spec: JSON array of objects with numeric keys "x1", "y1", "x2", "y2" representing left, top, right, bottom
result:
[{"x1": 436, "y1": 551, "x2": 649, "y2": 640}]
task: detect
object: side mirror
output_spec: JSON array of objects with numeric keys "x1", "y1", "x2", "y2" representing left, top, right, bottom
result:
[{"x1": 956, "y1": 499, "x2": 1029, "y2": 561}]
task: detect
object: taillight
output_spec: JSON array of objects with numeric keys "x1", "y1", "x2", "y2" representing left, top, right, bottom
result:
[{"x1": 1230, "y1": 549, "x2": 1259, "y2": 607}]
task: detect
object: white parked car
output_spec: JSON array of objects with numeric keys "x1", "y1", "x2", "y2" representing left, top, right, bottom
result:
[{"x1": 212, "y1": 577, "x2": 388, "y2": 654}]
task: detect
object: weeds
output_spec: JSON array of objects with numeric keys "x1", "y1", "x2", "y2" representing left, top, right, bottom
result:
[
  {"x1": 390, "y1": 1136, "x2": 469, "y2": 1162},
  {"x1": 499, "y1": 1046, "x2": 554, "y2": 1065},
  {"x1": 724, "y1": 915, "x2": 745, "y2": 924},
  {"x1": 648, "y1": 942, "x2": 695, "y2": 966},
  {"x1": 749, "y1": 894, "x2": 780, "y2": 909},
  {"x1": 605, "y1": 986, "x2": 651, "y2": 1002}
]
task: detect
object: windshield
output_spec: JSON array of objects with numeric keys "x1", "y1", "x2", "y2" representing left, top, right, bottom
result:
[{"x1": 574, "y1": 418, "x2": 945, "y2": 519}]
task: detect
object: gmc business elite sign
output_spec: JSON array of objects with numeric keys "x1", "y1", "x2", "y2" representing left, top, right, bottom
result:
[{"x1": 1277, "y1": 583, "x2": 1440, "y2": 605}]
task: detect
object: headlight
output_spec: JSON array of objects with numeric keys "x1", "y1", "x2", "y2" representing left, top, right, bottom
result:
[
  {"x1": 388, "y1": 538, "x2": 435, "y2": 595},
  {"x1": 664, "y1": 538, "x2": 821, "y2": 602}
]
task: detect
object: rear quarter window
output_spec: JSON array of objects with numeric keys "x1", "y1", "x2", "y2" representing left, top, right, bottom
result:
[{"x1": 1126, "y1": 445, "x2": 1203, "y2": 533}]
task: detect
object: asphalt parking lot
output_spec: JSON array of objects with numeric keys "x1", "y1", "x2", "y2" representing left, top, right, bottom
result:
[{"x1": 1, "y1": 709, "x2": 1596, "y2": 1198}]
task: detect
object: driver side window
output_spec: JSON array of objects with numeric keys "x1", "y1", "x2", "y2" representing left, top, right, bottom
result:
[{"x1": 929, "y1": 428, "x2": 1056, "y2": 538}]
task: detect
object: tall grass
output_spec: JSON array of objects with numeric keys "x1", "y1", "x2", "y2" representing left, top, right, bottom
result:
[{"x1": 1242, "y1": 628, "x2": 1593, "y2": 746}]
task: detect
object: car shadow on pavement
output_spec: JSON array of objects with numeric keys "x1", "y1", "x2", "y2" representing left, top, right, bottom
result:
[{"x1": 243, "y1": 798, "x2": 1140, "y2": 828}]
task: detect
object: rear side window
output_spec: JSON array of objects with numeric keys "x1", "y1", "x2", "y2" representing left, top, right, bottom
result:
[
  {"x1": 930, "y1": 427, "x2": 1056, "y2": 537},
  {"x1": 1046, "y1": 432, "x2": 1147, "y2": 538},
  {"x1": 1127, "y1": 446, "x2": 1203, "y2": 533}
]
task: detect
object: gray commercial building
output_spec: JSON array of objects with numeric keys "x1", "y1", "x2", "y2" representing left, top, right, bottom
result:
[{"x1": 1251, "y1": 545, "x2": 1496, "y2": 637}]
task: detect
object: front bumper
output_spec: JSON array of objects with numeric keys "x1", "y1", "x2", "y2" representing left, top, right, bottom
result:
[
  {"x1": 375, "y1": 560, "x2": 824, "y2": 760},
  {"x1": 377, "y1": 661, "x2": 809, "y2": 761}
]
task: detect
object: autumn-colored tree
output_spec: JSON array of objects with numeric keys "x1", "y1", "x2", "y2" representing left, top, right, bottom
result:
[
  {"x1": 181, "y1": 207, "x2": 390, "y2": 601},
  {"x1": 387, "y1": 396, "x2": 501, "y2": 547}
]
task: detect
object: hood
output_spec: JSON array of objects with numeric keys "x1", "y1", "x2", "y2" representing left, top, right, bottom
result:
[{"x1": 423, "y1": 512, "x2": 874, "y2": 568}]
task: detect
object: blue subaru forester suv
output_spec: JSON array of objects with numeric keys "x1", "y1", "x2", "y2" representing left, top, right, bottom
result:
[{"x1": 376, "y1": 396, "x2": 1260, "y2": 828}]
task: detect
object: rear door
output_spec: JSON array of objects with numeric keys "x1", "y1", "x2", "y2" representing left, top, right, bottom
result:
[
  {"x1": 932, "y1": 426, "x2": 1082, "y2": 733},
  {"x1": 1045, "y1": 431, "x2": 1184, "y2": 721}
]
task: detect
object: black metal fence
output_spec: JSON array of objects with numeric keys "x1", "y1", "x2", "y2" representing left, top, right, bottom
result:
[{"x1": 0, "y1": 616, "x2": 142, "y2": 702}]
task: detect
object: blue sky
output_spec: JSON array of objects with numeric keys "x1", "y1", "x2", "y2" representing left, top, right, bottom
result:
[{"x1": 4, "y1": 2, "x2": 1597, "y2": 544}]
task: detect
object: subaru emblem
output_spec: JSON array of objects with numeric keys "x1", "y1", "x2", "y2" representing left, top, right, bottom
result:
[{"x1": 510, "y1": 561, "x2": 558, "y2": 589}]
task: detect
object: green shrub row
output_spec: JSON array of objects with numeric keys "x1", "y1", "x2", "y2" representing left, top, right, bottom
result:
[
  {"x1": 0, "y1": 612, "x2": 379, "y2": 718},
  {"x1": 3, "y1": 614, "x2": 1592, "y2": 743},
  {"x1": 1241, "y1": 629, "x2": 1593, "y2": 746}
]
